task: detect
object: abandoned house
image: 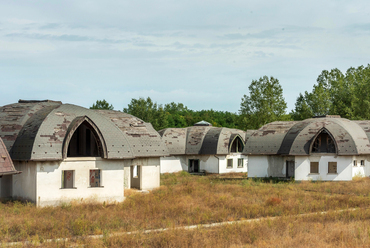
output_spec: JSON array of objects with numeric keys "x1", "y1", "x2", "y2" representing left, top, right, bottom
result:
[
  {"x1": 159, "y1": 121, "x2": 249, "y2": 174},
  {"x1": 244, "y1": 115, "x2": 370, "y2": 181},
  {"x1": 0, "y1": 100, "x2": 168, "y2": 206},
  {"x1": 0, "y1": 137, "x2": 21, "y2": 198}
]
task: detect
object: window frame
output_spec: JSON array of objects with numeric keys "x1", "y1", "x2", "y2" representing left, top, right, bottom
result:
[
  {"x1": 61, "y1": 170, "x2": 75, "y2": 189},
  {"x1": 237, "y1": 158, "x2": 244, "y2": 168},
  {"x1": 310, "y1": 162, "x2": 319, "y2": 174},
  {"x1": 328, "y1": 162, "x2": 337, "y2": 174},
  {"x1": 361, "y1": 160, "x2": 365, "y2": 166},
  {"x1": 353, "y1": 160, "x2": 357, "y2": 167},
  {"x1": 89, "y1": 169, "x2": 103, "y2": 188},
  {"x1": 227, "y1": 158, "x2": 233, "y2": 169}
]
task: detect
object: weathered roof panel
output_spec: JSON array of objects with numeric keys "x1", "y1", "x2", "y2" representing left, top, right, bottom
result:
[
  {"x1": 96, "y1": 110, "x2": 169, "y2": 157},
  {"x1": 0, "y1": 138, "x2": 20, "y2": 176},
  {"x1": 245, "y1": 117, "x2": 370, "y2": 156},
  {"x1": 0, "y1": 101, "x2": 61, "y2": 152},
  {"x1": 243, "y1": 121, "x2": 299, "y2": 155},
  {"x1": 0, "y1": 102, "x2": 168, "y2": 161},
  {"x1": 159, "y1": 128, "x2": 187, "y2": 155}
]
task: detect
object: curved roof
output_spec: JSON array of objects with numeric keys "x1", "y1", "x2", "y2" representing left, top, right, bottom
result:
[
  {"x1": 0, "y1": 137, "x2": 20, "y2": 176},
  {"x1": 0, "y1": 100, "x2": 168, "y2": 161},
  {"x1": 160, "y1": 126, "x2": 246, "y2": 155},
  {"x1": 244, "y1": 116, "x2": 370, "y2": 155}
]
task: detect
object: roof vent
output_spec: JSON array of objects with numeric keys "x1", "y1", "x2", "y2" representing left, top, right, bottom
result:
[
  {"x1": 18, "y1": 99, "x2": 62, "y2": 104},
  {"x1": 194, "y1": 120, "x2": 212, "y2": 126},
  {"x1": 313, "y1": 115, "x2": 341, "y2": 119}
]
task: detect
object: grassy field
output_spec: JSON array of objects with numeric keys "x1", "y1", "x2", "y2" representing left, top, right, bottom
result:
[{"x1": 1, "y1": 172, "x2": 370, "y2": 247}]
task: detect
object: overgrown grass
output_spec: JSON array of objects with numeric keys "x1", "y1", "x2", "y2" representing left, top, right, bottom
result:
[{"x1": 2, "y1": 173, "x2": 370, "y2": 245}]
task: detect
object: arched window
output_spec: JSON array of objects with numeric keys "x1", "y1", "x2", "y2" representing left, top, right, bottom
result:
[
  {"x1": 311, "y1": 129, "x2": 336, "y2": 154},
  {"x1": 230, "y1": 136, "x2": 244, "y2": 153},
  {"x1": 67, "y1": 121, "x2": 102, "y2": 157}
]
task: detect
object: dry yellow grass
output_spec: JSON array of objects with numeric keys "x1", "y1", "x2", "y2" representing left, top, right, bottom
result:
[{"x1": 1, "y1": 172, "x2": 370, "y2": 246}]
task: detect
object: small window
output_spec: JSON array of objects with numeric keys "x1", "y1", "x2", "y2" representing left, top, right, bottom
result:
[
  {"x1": 61, "y1": 170, "x2": 74, "y2": 188},
  {"x1": 227, "y1": 159, "x2": 233, "y2": 169},
  {"x1": 310, "y1": 162, "x2": 319, "y2": 174},
  {"x1": 90, "y1": 170, "x2": 101, "y2": 187},
  {"x1": 328, "y1": 162, "x2": 337, "y2": 174},
  {"x1": 361, "y1": 160, "x2": 365, "y2": 166},
  {"x1": 353, "y1": 160, "x2": 357, "y2": 167},
  {"x1": 237, "y1": 158, "x2": 244, "y2": 168}
]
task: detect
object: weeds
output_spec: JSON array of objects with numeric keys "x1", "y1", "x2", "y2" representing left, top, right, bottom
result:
[{"x1": 2, "y1": 173, "x2": 370, "y2": 245}]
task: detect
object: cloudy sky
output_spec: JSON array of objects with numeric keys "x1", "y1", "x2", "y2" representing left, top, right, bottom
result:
[{"x1": 1, "y1": 1, "x2": 370, "y2": 113}]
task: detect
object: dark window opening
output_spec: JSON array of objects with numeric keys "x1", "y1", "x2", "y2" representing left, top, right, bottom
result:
[
  {"x1": 67, "y1": 121, "x2": 100, "y2": 157},
  {"x1": 230, "y1": 137, "x2": 244, "y2": 153},
  {"x1": 311, "y1": 130, "x2": 336, "y2": 153},
  {"x1": 188, "y1": 159, "x2": 199, "y2": 173}
]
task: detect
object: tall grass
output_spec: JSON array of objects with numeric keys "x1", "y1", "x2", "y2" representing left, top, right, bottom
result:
[{"x1": 1, "y1": 173, "x2": 370, "y2": 244}]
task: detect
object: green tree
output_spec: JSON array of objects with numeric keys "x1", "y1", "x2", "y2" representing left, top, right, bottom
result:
[
  {"x1": 291, "y1": 65, "x2": 370, "y2": 120},
  {"x1": 239, "y1": 76, "x2": 288, "y2": 129},
  {"x1": 90, "y1": 99, "x2": 114, "y2": 110},
  {"x1": 123, "y1": 97, "x2": 168, "y2": 130}
]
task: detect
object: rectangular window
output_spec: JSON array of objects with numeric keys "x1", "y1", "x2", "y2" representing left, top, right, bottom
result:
[
  {"x1": 361, "y1": 160, "x2": 365, "y2": 166},
  {"x1": 61, "y1": 170, "x2": 74, "y2": 189},
  {"x1": 237, "y1": 158, "x2": 244, "y2": 168},
  {"x1": 310, "y1": 162, "x2": 319, "y2": 174},
  {"x1": 227, "y1": 159, "x2": 233, "y2": 169},
  {"x1": 353, "y1": 160, "x2": 357, "y2": 167},
  {"x1": 90, "y1": 169, "x2": 101, "y2": 187},
  {"x1": 328, "y1": 162, "x2": 337, "y2": 174}
]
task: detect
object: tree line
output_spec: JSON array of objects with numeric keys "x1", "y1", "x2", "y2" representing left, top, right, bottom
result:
[{"x1": 90, "y1": 64, "x2": 370, "y2": 131}]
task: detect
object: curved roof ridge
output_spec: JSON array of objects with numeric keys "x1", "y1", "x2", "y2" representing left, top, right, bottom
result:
[{"x1": 0, "y1": 101, "x2": 61, "y2": 152}]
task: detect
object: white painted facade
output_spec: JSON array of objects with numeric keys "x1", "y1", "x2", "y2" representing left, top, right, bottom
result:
[
  {"x1": 13, "y1": 158, "x2": 125, "y2": 207},
  {"x1": 10, "y1": 156, "x2": 161, "y2": 206},
  {"x1": 124, "y1": 157, "x2": 161, "y2": 190},
  {"x1": 160, "y1": 154, "x2": 248, "y2": 174},
  {"x1": 248, "y1": 155, "x2": 370, "y2": 181}
]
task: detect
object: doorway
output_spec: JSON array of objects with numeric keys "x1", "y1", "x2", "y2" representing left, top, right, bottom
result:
[
  {"x1": 286, "y1": 161, "x2": 295, "y2": 178},
  {"x1": 188, "y1": 159, "x2": 199, "y2": 173}
]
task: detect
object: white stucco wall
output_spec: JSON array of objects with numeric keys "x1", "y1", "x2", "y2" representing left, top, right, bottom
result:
[
  {"x1": 13, "y1": 161, "x2": 37, "y2": 202},
  {"x1": 35, "y1": 158, "x2": 124, "y2": 206},
  {"x1": 127, "y1": 157, "x2": 160, "y2": 190},
  {"x1": 219, "y1": 154, "x2": 248, "y2": 174},
  {"x1": 160, "y1": 156, "x2": 186, "y2": 173},
  {"x1": 248, "y1": 156, "x2": 292, "y2": 178},
  {"x1": 351, "y1": 156, "x2": 370, "y2": 178},
  {"x1": 161, "y1": 154, "x2": 248, "y2": 174},
  {"x1": 295, "y1": 155, "x2": 353, "y2": 181}
]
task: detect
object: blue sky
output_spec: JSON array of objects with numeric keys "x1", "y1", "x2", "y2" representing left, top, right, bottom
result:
[{"x1": 1, "y1": 1, "x2": 370, "y2": 113}]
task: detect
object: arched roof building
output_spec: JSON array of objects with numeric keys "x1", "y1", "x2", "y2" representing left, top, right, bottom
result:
[
  {"x1": 0, "y1": 100, "x2": 168, "y2": 160},
  {"x1": 244, "y1": 115, "x2": 370, "y2": 181},
  {"x1": 159, "y1": 123, "x2": 248, "y2": 174},
  {"x1": 0, "y1": 100, "x2": 167, "y2": 206}
]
